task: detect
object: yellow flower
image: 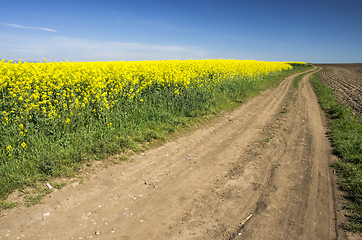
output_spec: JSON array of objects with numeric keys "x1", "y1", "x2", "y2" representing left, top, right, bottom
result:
[
  {"x1": 6, "y1": 145, "x2": 12, "y2": 151},
  {"x1": 21, "y1": 142, "x2": 26, "y2": 148},
  {"x1": 0, "y1": 59, "x2": 295, "y2": 151}
]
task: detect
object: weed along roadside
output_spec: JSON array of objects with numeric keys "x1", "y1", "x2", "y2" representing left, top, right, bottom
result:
[{"x1": 0, "y1": 60, "x2": 308, "y2": 206}]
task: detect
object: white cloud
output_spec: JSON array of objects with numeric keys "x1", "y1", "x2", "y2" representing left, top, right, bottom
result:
[
  {"x1": 11, "y1": 49, "x2": 46, "y2": 54},
  {"x1": 0, "y1": 35, "x2": 208, "y2": 61},
  {"x1": 1, "y1": 23, "x2": 57, "y2": 32}
]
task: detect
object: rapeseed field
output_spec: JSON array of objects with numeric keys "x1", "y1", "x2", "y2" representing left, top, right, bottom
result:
[{"x1": 0, "y1": 59, "x2": 301, "y2": 199}]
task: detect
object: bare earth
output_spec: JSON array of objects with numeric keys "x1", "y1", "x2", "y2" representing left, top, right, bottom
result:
[
  {"x1": 0, "y1": 68, "x2": 347, "y2": 239},
  {"x1": 315, "y1": 63, "x2": 362, "y2": 116}
]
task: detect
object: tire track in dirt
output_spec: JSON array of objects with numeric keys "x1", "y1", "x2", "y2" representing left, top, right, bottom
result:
[
  {"x1": 0, "y1": 67, "x2": 338, "y2": 240},
  {"x1": 229, "y1": 68, "x2": 338, "y2": 240}
]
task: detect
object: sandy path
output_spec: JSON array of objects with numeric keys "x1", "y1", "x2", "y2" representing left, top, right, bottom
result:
[{"x1": 0, "y1": 68, "x2": 341, "y2": 240}]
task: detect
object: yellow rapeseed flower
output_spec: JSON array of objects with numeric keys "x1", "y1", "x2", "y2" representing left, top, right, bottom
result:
[{"x1": 0, "y1": 59, "x2": 295, "y2": 139}]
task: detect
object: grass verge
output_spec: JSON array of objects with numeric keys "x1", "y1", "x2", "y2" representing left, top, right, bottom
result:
[
  {"x1": 293, "y1": 71, "x2": 308, "y2": 89},
  {"x1": 0, "y1": 65, "x2": 311, "y2": 206},
  {"x1": 310, "y1": 73, "x2": 362, "y2": 232}
]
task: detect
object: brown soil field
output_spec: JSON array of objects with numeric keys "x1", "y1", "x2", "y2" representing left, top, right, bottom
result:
[
  {"x1": 0, "y1": 68, "x2": 351, "y2": 239},
  {"x1": 314, "y1": 64, "x2": 362, "y2": 116}
]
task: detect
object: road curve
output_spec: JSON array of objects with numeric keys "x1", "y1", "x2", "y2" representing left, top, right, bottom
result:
[{"x1": 0, "y1": 68, "x2": 339, "y2": 240}]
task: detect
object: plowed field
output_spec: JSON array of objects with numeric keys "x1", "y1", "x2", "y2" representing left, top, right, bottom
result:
[{"x1": 315, "y1": 64, "x2": 362, "y2": 116}]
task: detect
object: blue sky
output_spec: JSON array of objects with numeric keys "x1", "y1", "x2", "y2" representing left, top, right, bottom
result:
[{"x1": 1, "y1": 0, "x2": 361, "y2": 63}]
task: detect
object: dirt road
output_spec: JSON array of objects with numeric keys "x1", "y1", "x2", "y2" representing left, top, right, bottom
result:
[{"x1": 0, "y1": 68, "x2": 343, "y2": 239}]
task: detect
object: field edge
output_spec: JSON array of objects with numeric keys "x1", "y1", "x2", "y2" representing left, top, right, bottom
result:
[{"x1": 310, "y1": 70, "x2": 362, "y2": 234}]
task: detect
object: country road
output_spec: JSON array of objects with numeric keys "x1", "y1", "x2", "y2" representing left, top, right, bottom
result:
[{"x1": 0, "y1": 68, "x2": 344, "y2": 240}]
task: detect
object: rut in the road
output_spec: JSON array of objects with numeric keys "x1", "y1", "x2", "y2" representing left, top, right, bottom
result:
[
  {"x1": 0, "y1": 68, "x2": 338, "y2": 240},
  {"x1": 231, "y1": 69, "x2": 338, "y2": 240}
]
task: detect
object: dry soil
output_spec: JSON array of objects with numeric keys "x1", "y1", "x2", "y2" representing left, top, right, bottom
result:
[{"x1": 315, "y1": 63, "x2": 362, "y2": 116}]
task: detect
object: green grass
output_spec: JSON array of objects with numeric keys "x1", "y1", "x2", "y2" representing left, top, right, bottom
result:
[
  {"x1": 0, "y1": 65, "x2": 311, "y2": 205},
  {"x1": 0, "y1": 199, "x2": 18, "y2": 209},
  {"x1": 293, "y1": 72, "x2": 307, "y2": 89},
  {"x1": 310, "y1": 73, "x2": 362, "y2": 232}
]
